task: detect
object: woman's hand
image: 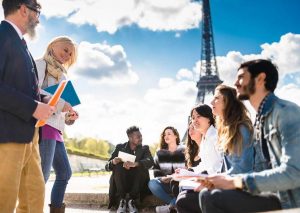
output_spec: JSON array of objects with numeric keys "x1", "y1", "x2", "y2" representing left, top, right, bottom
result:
[
  {"x1": 62, "y1": 102, "x2": 72, "y2": 112},
  {"x1": 65, "y1": 110, "x2": 79, "y2": 125},
  {"x1": 175, "y1": 168, "x2": 182, "y2": 174},
  {"x1": 67, "y1": 110, "x2": 79, "y2": 120},
  {"x1": 161, "y1": 176, "x2": 172, "y2": 183},
  {"x1": 194, "y1": 184, "x2": 204, "y2": 192}
]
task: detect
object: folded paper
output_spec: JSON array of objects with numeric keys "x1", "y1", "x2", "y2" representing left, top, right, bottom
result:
[{"x1": 118, "y1": 151, "x2": 136, "y2": 163}]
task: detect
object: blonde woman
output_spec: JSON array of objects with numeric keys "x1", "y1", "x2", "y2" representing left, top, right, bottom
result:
[{"x1": 35, "y1": 36, "x2": 79, "y2": 212}]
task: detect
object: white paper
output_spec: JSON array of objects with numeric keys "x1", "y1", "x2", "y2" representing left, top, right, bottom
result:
[
  {"x1": 118, "y1": 151, "x2": 136, "y2": 163},
  {"x1": 172, "y1": 169, "x2": 208, "y2": 181},
  {"x1": 179, "y1": 179, "x2": 201, "y2": 190}
]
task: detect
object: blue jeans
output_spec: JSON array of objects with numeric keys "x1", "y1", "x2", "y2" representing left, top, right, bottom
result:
[
  {"x1": 148, "y1": 178, "x2": 176, "y2": 206},
  {"x1": 39, "y1": 139, "x2": 72, "y2": 208}
]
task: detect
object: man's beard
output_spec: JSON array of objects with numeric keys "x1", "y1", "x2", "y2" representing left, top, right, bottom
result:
[
  {"x1": 237, "y1": 78, "x2": 256, "y2": 100},
  {"x1": 26, "y1": 15, "x2": 37, "y2": 39}
]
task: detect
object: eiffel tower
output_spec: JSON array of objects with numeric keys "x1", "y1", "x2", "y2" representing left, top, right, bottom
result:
[
  {"x1": 196, "y1": 0, "x2": 222, "y2": 104},
  {"x1": 182, "y1": 0, "x2": 222, "y2": 142}
]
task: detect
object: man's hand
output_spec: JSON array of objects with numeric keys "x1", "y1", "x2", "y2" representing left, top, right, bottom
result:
[
  {"x1": 123, "y1": 161, "x2": 138, "y2": 170},
  {"x1": 201, "y1": 174, "x2": 237, "y2": 190},
  {"x1": 112, "y1": 157, "x2": 122, "y2": 165},
  {"x1": 42, "y1": 95, "x2": 51, "y2": 103},
  {"x1": 33, "y1": 102, "x2": 55, "y2": 120}
]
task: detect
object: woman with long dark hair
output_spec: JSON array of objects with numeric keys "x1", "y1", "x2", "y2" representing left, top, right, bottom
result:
[
  {"x1": 185, "y1": 122, "x2": 201, "y2": 169},
  {"x1": 148, "y1": 126, "x2": 185, "y2": 213},
  {"x1": 176, "y1": 104, "x2": 223, "y2": 213}
]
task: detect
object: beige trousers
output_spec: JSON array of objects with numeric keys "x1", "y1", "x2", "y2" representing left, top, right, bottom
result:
[{"x1": 0, "y1": 129, "x2": 45, "y2": 213}]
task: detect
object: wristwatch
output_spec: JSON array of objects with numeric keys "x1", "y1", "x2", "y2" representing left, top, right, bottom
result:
[{"x1": 234, "y1": 177, "x2": 248, "y2": 191}]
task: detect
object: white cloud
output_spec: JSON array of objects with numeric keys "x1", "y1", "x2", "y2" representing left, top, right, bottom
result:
[
  {"x1": 176, "y1": 68, "x2": 194, "y2": 80},
  {"x1": 38, "y1": 0, "x2": 81, "y2": 18},
  {"x1": 145, "y1": 78, "x2": 197, "y2": 104},
  {"x1": 261, "y1": 33, "x2": 300, "y2": 75},
  {"x1": 70, "y1": 41, "x2": 139, "y2": 85},
  {"x1": 276, "y1": 83, "x2": 300, "y2": 106},
  {"x1": 67, "y1": 78, "x2": 197, "y2": 144},
  {"x1": 38, "y1": 0, "x2": 202, "y2": 34}
]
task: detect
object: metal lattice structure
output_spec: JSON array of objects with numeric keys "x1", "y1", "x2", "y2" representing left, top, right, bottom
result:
[
  {"x1": 196, "y1": 0, "x2": 222, "y2": 104},
  {"x1": 182, "y1": 0, "x2": 222, "y2": 142}
]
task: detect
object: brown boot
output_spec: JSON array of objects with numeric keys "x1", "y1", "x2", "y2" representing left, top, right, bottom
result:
[{"x1": 49, "y1": 203, "x2": 65, "y2": 213}]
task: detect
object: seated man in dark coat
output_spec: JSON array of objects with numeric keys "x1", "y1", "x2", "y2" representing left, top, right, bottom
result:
[{"x1": 105, "y1": 126, "x2": 154, "y2": 213}]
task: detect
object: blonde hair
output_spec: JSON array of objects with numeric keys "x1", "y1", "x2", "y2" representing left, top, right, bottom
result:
[
  {"x1": 44, "y1": 36, "x2": 78, "y2": 69},
  {"x1": 215, "y1": 85, "x2": 253, "y2": 155}
]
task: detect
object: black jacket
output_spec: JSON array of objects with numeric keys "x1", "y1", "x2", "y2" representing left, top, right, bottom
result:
[
  {"x1": 105, "y1": 142, "x2": 154, "y2": 208},
  {"x1": 0, "y1": 21, "x2": 39, "y2": 143}
]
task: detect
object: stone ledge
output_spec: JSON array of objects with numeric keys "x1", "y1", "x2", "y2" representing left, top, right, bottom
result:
[
  {"x1": 64, "y1": 192, "x2": 108, "y2": 209},
  {"x1": 64, "y1": 192, "x2": 300, "y2": 213},
  {"x1": 64, "y1": 192, "x2": 164, "y2": 210}
]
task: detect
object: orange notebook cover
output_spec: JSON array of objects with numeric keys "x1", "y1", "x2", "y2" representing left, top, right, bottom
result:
[{"x1": 35, "y1": 80, "x2": 68, "y2": 127}]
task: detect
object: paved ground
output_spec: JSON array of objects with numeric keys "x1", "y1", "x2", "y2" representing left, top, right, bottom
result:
[{"x1": 45, "y1": 175, "x2": 111, "y2": 213}]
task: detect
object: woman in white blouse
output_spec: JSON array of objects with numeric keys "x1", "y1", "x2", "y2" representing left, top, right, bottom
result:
[
  {"x1": 191, "y1": 104, "x2": 223, "y2": 175},
  {"x1": 176, "y1": 104, "x2": 223, "y2": 213}
]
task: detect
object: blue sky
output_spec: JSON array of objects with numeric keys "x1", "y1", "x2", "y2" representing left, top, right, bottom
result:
[{"x1": 1, "y1": 0, "x2": 300, "y2": 145}]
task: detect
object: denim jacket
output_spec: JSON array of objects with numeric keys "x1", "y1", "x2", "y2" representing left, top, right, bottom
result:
[
  {"x1": 243, "y1": 93, "x2": 300, "y2": 208},
  {"x1": 225, "y1": 124, "x2": 255, "y2": 175}
]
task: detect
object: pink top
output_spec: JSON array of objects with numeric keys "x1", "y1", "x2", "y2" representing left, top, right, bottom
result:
[{"x1": 41, "y1": 124, "x2": 64, "y2": 142}]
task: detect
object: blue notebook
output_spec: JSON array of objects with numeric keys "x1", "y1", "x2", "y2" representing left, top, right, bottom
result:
[{"x1": 44, "y1": 81, "x2": 81, "y2": 106}]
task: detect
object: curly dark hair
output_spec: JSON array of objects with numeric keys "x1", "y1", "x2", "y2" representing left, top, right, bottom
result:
[
  {"x1": 126, "y1": 126, "x2": 140, "y2": 137},
  {"x1": 159, "y1": 126, "x2": 180, "y2": 150}
]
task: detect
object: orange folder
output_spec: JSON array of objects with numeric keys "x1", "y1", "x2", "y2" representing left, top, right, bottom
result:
[{"x1": 35, "y1": 80, "x2": 68, "y2": 127}]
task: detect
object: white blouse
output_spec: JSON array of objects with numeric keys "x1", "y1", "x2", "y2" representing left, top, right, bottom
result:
[{"x1": 192, "y1": 125, "x2": 223, "y2": 174}]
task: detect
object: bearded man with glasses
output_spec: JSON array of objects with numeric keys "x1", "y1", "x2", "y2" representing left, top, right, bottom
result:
[{"x1": 0, "y1": 0, "x2": 54, "y2": 212}]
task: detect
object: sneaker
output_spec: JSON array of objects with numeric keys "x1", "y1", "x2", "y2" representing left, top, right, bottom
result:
[
  {"x1": 155, "y1": 205, "x2": 170, "y2": 213},
  {"x1": 117, "y1": 199, "x2": 127, "y2": 213},
  {"x1": 128, "y1": 199, "x2": 138, "y2": 213}
]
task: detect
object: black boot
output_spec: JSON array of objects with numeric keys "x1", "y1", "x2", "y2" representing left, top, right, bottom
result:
[{"x1": 49, "y1": 203, "x2": 65, "y2": 213}]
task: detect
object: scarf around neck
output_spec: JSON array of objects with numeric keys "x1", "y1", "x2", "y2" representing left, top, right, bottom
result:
[{"x1": 43, "y1": 52, "x2": 67, "y2": 83}]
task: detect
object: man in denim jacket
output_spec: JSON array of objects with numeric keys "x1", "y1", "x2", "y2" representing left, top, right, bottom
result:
[{"x1": 199, "y1": 59, "x2": 300, "y2": 212}]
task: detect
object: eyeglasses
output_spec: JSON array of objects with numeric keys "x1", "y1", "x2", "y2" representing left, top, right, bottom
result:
[{"x1": 25, "y1": 4, "x2": 41, "y2": 18}]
